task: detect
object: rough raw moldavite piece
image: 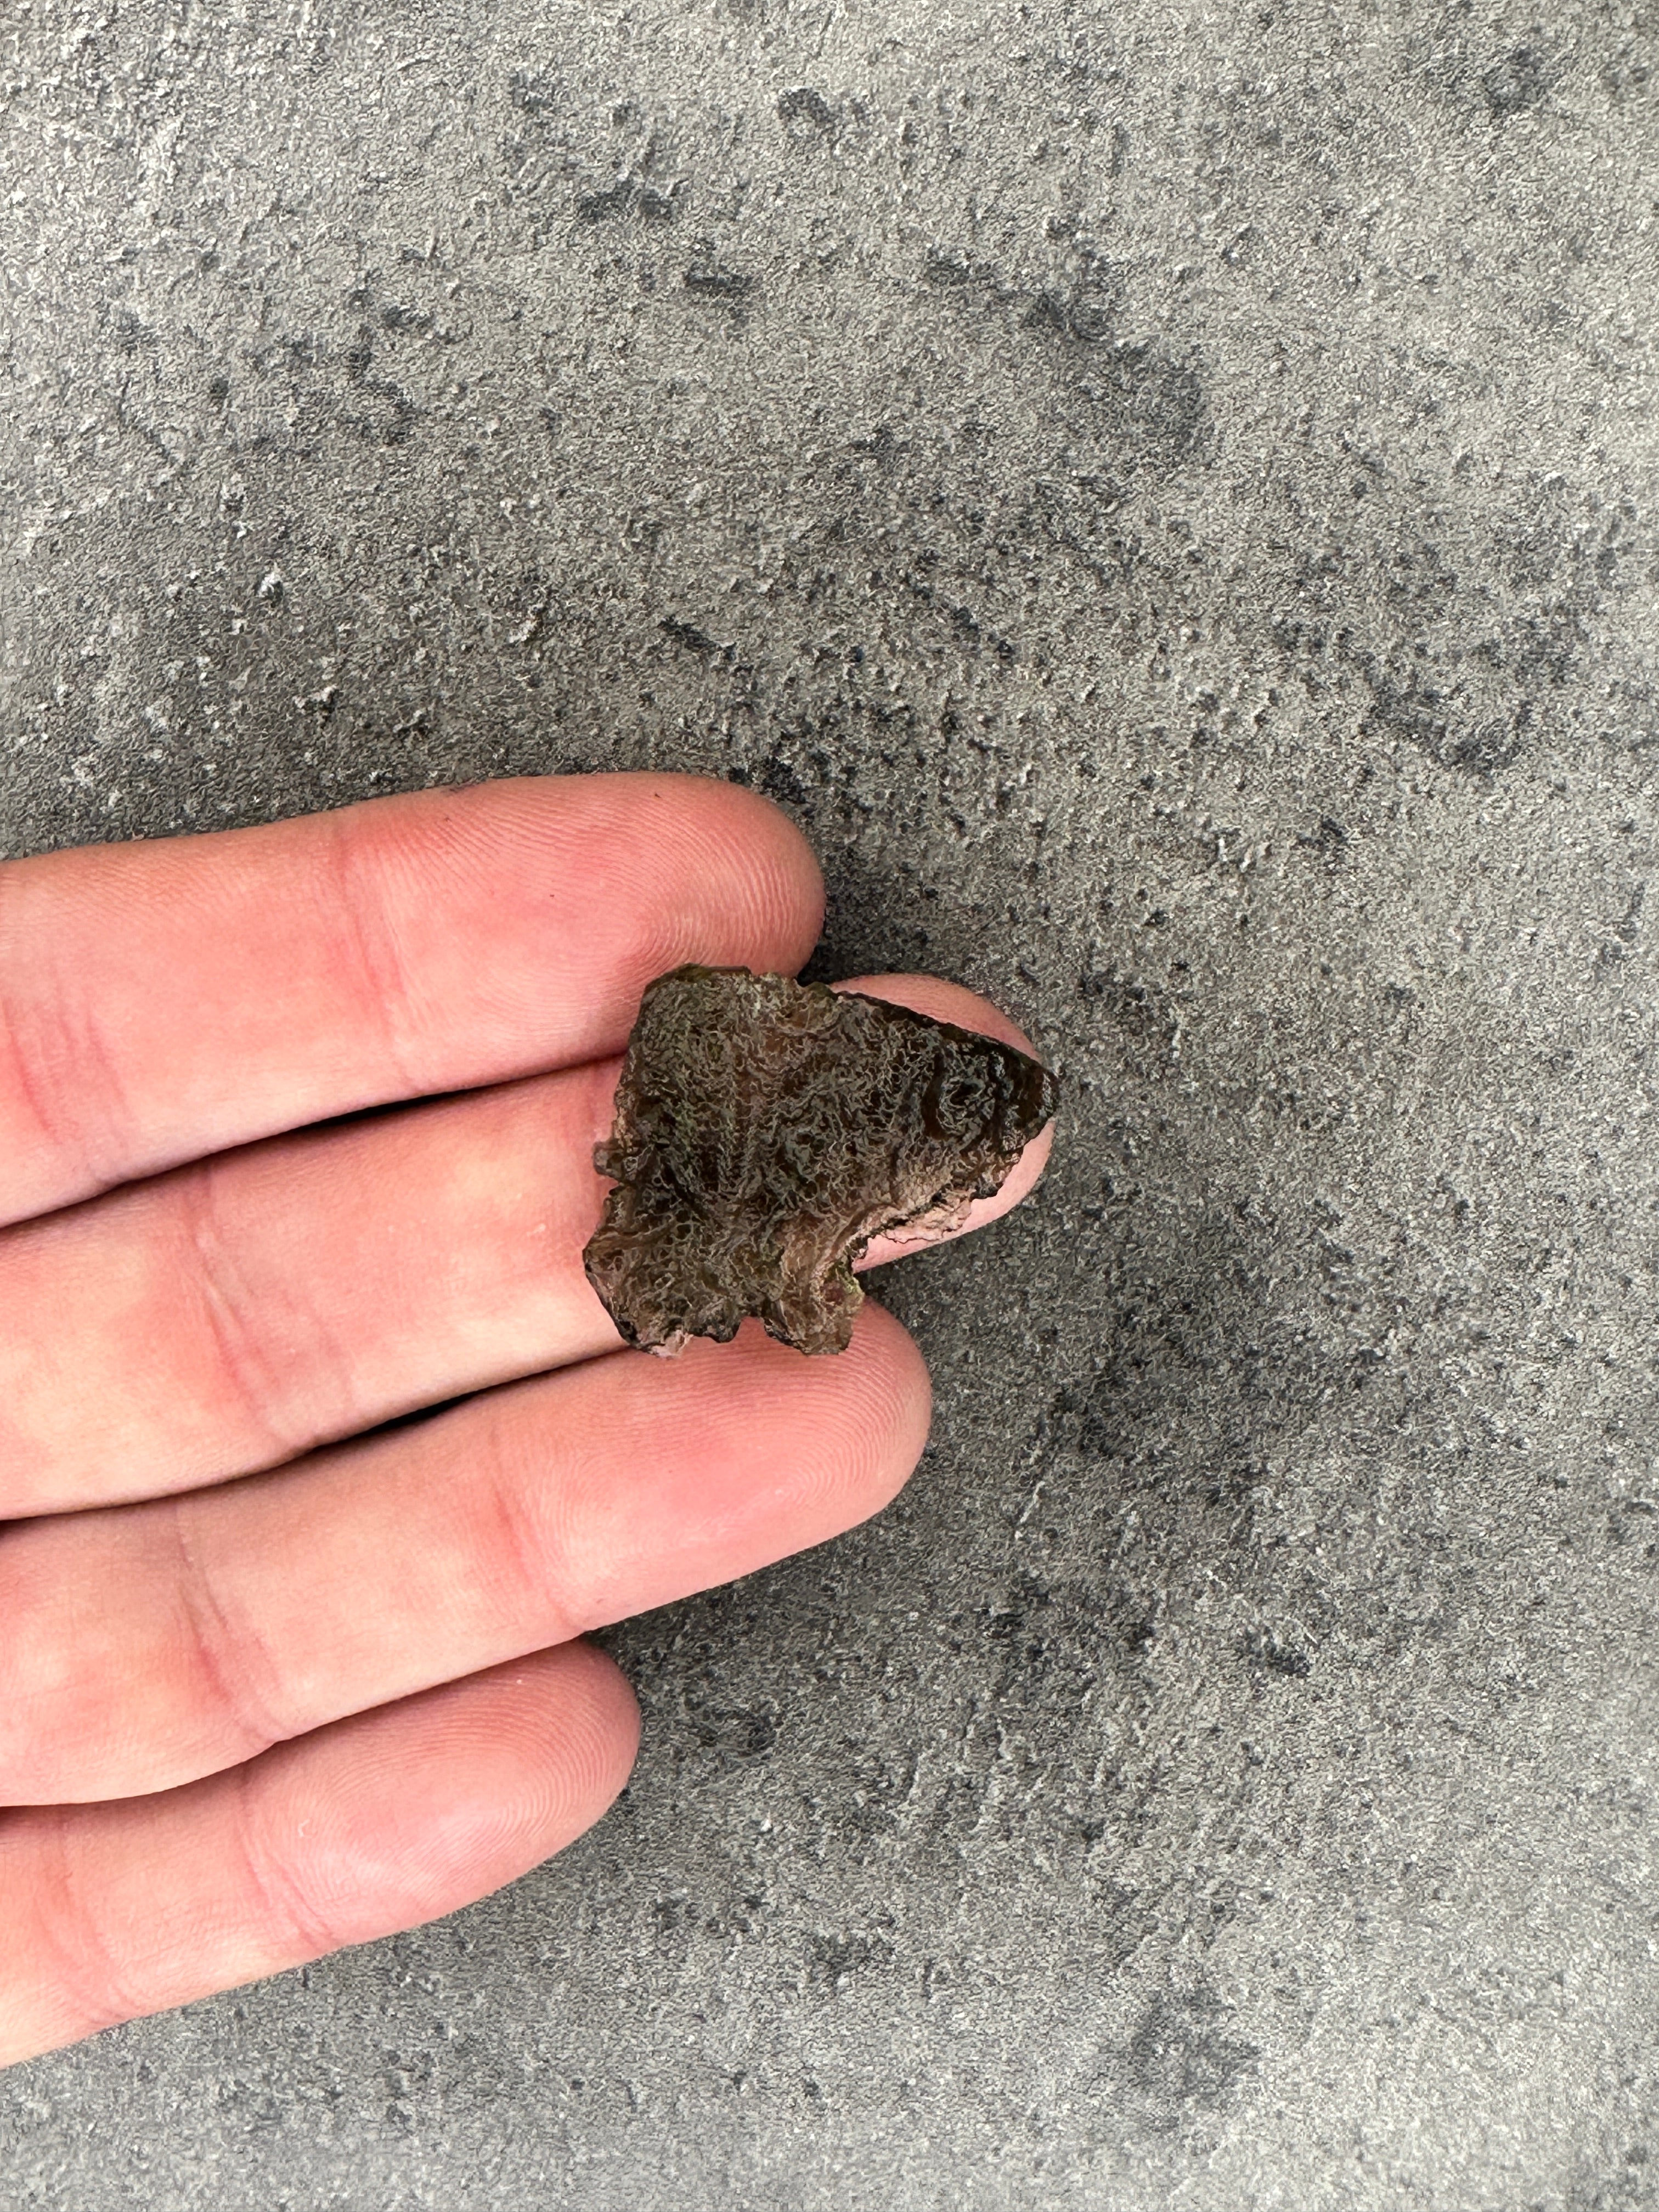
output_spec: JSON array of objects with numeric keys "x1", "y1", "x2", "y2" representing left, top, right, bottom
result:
[{"x1": 584, "y1": 963, "x2": 1058, "y2": 1357}]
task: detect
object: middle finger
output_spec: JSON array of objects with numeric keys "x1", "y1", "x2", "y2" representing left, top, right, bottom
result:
[
  {"x1": 1, "y1": 975, "x2": 1048, "y2": 1522},
  {"x1": 0, "y1": 1301, "x2": 930, "y2": 1805}
]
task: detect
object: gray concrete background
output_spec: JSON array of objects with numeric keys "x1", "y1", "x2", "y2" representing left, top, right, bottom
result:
[{"x1": 2, "y1": 0, "x2": 1657, "y2": 2203}]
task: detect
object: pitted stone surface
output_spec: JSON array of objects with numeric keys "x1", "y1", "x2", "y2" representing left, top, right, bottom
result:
[
  {"x1": 2, "y1": 1, "x2": 1657, "y2": 2206},
  {"x1": 585, "y1": 964, "x2": 1057, "y2": 1356}
]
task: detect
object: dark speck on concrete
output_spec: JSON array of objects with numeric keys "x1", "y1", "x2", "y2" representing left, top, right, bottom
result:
[
  {"x1": 1482, "y1": 44, "x2": 1551, "y2": 118},
  {"x1": 1238, "y1": 1629, "x2": 1314, "y2": 1680},
  {"x1": 659, "y1": 615, "x2": 729, "y2": 658},
  {"x1": 777, "y1": 85, "x2": 840, "y2": 134},
  {"x1": 924, "y1": 246, "x2": 973, "y2": 286},
  {"x1": 1125, "y1": 1990, "x2": 1261, "y2": 2120},
  {"x1": 685, "y1": 263, "x2": 755, "y2": 300},
  {"x1": 577, "y1": 177, "x2": 638, "y2": 223}
]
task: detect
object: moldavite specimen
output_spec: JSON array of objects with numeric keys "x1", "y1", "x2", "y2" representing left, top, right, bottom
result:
[{"x1": 584, "y1": 963, "x2": 1058, "y2": 1357}]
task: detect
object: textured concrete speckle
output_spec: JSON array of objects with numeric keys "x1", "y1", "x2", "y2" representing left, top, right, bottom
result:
[{"x1": 2, "y1": 0, "x2": 1658, "y2": 2204}]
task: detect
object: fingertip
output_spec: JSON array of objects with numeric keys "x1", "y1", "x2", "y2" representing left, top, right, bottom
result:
[
  {"x1": 542, "y1": 1637, "x2": 643, "y2": 1805},
  {"x1": 963, "y1": 1111, "x2": 1054, "y2": 1230},
  {"x1": 830, "y1": 971, "x2": 1045, "y2": 1060},
  {"x1": 644, "y1": 773, "x2": 826, "y2": 979},
  {"x1": 249, "y1": 1640, "x2": 642, "y2": 1950},
  {"x1": 712, "y1": 777, "x2": 828, "y2": 939},
  {"x1": 847, "y1": 1295, "x2": 934, "y2": 1504},
  {"x1": 558, "y1": 1296, "x2": 934, "y2": 1629}
]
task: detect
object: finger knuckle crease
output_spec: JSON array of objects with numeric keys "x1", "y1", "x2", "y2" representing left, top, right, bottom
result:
[
  {"x1": 24, "y1": 1813, "x2": 151, "y2": 2042},
  {"x1": 325, "y1": 822, "x2": 423, "y2": 1096},
  {"x1": 176, "y1": 1164, "x2": 329, "y2": 1465},
  {"x1": 171, "y1": 1500, "x2": 289, "y2": 1764},
  {"x1": 232, "y1": 1768, "x2": 343, "y2": 1960},
  {"x1": 0, "y1": 955, "x2": 136, "y2": 1198}
]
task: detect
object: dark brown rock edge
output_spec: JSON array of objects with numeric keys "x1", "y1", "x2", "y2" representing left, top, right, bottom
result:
[{"x1": 584, "y1": 964, "x2": 1058, "y2": 1356}]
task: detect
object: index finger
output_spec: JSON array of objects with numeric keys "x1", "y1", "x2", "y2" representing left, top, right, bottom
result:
[{"x1": 0, "y1": 774, "x2": 823, "y2": 1227}]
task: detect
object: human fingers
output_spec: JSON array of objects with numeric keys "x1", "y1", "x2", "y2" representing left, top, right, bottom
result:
[
  {"x1": 0, "y1": 772, "x2": 822, "y2": 1229},
  {"x1": 2, "y1": 982, "x2": 1040, "y2": 1521},
  {"x1": 836, "y1": 975, "x2": 1056, "y2": 1271},
  {"x1": 0, "y1": 1305, "x2": 930, "y2": 1805},
  {"x1": 0, "y1": 1057, "x2": 627, "y2": 1519},
  {"x1": 0, "y1": 1638, "x2": 639, "y2": 2070}
]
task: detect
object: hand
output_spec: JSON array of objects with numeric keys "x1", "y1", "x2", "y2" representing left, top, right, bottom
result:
[{"x1": 0, "y1": 774, "x2": 1051, "y2": 2068}]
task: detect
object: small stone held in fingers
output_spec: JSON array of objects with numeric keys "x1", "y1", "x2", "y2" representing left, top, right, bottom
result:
[{"x1": 583, "y1": 963, "x2": 1058, "y2": 1357}]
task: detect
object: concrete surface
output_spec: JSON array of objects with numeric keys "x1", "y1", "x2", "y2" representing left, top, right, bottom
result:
[{"x1": 3, "y1": 0, "x2": 1658, "y2": 2203}]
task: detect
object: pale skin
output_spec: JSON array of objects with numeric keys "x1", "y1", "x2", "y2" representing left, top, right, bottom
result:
[{"x1": 0, "y1": 772, "x2": 1052, "y2": 2069}]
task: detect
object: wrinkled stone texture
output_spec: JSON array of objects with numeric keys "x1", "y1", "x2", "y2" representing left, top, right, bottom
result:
[
  {"x1": 586, "y1": 964, "x2": 1058, "y2": 1355},
  {"x1": 2, "y1": 0, "x2": 1658, "y2": 2204}
]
